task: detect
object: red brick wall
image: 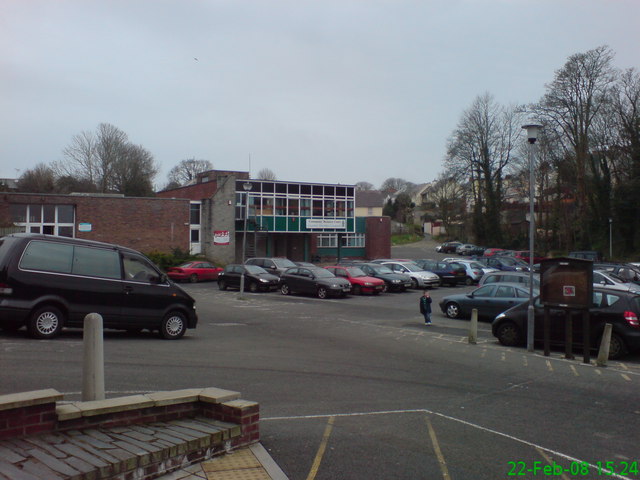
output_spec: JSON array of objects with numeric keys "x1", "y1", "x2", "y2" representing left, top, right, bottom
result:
[
  {"x1": 0, "y1": 402, "x2": 57, "y2": 440},
  {"x1": 0, "y1": 193, "x2": 190, "y2": 253}
]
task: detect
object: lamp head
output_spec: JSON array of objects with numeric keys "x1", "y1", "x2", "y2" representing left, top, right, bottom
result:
[{"x1": 522, "y1": 123, "x2": 543, "y2": 144}]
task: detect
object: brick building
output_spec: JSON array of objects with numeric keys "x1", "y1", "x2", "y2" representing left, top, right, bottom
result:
[
  {"x1": 0, "y1": 170, "x2": 391, "y2": 263},
  {"x1": 0, "y1": 192, "x2": 190, "y2": 253},
  {"x1": 158, "y1": 170, "x2": 391, "y2": 264}
]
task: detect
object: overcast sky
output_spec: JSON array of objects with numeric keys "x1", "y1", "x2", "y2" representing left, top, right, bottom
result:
[{"x1": 1, "y1": 0, "x2": 639, "y2": 190}]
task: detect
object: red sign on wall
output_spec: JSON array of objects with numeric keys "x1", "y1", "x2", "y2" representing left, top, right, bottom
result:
[{"x1": 213, "y1": 230, "x2": 230, "y2": 245}]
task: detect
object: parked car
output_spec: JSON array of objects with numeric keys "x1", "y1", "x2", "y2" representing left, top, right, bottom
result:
[
  {"x1": 482, "y1": 248, "x2": 505, "y2": 257},
  {"x1": 439, "y1": 283, "x2": 536, "y2": 319},
  {"x1": 593, "y1": 270, "x2": 640, "y2": 294},
  {"x1": 413, "y1": 259, "x2": 467, "y2": 286},
  {"x1": 468, "y1": 245, "x2": 488, "y2": 257},
  {"x1": 510, "y1": 251, "x2": 547, "y2": 264},
  {"x1": 378, "y1": 261, "x2": 441, "y2": 289},
  {"x1": 166, "y1": 261, "x2": 223, "y2": 283},
  {"x1": 476, "y1": 256, "x2": 530, "y2": 272},
  {"x1": 479, "y1": 271, "x2": 541, "y2": 288},
  {"x1": 568, "y1": 251, "x2": 601, "y2": 261},
  {"x1": 455, "y1": 244, "x2": 476, "y2": 255},
  {"x1": 324, "y1": 266, "x2": 386, "y2": 295},
  {"x1": 295, "y1": 261, "x2": 316, "y2": 267},
  {"x1": 357, "y1": 263, "x2": 413, "y2": 292},
  {"x1": 492, "y1": 288, "x2": 640, "y2": 359},
  {"x1": 245, "y1": 257, "x2": 297, "y2": 276},
  {"x1": 444, "y1": 259, "x2": 490, "y2": 285},
  {"x1": 594, "y1": 263, "x2": 640, "y2": 285},
  {"x1": 0, "y1": 233, "x2": 197, "y2": 339},
  {"x1": 438, "y1": 241, "x2": 463, "y2": 254},
  {"x1": 279, "y1": 266, "x2": 352, "y2": 299},
  {"x1": 217, "y1": 264, "x2": 280, "y2": 292}
]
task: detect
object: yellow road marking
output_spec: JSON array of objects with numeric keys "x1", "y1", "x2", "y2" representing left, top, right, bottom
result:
[
  {"x1": 535, "y1": 447, "x2": 571, "y2": 480},
  {"x1": 306, "y1": 416, "x2": 335, "y2": 480},
  {"x1": 621, "y1": 374, "x2": 631, "y2": 382},
  {"x1": 570, "y1": 365, "x2": 579, "y2": 376},
  {"x1": 546, "y1": 360, "x2": 553, "y2": 372},
  {"x1": 425, "y1": 416, "x2": 451, "y2": 480}
]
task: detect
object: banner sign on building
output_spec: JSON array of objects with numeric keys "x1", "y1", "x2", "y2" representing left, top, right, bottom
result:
[
  {"x1": 78, "y1": 223, "x2": 92, "y2": 232},
  {"x1": 213, "y1": 230, "x2": 230, "y2": 245},
  {"x1": 305, "y1": 219, "x2": 346, "y2": 229}
]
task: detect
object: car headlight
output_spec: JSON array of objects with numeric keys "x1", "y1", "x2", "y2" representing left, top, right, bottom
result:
[
  {"x1": 495, "y1": 313, "x2": 505, "y2": 320},
  {"x1": 393, "y1": 279, "x2": 401, "y2": 283},
  {"x1": 259, "y1": 278, "x2": 269, "y2": 283}
]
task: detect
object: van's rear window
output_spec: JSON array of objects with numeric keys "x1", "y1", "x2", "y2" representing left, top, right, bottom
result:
[
  {"x1": 20, "y1": 241, "x2": 121, "y2": 279},
  {"x1": 21, "y1": 241, "x2": 73, "y2": 273}
]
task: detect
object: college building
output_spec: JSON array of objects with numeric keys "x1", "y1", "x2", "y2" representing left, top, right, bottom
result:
[{"x1": 0, "y1": 170, "x2": 390, "y2": 263}]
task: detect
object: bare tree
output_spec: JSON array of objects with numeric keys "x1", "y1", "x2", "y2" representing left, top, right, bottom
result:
[
  {"x1": 111, "y1": 144, "x2": 158, "y2": 196},
  {"x1": 55, "y1": 123, "x2": 134, "y2": 193},
  {"x1": 256, "y1": 168, "x2": 277, "y2": 180},
  {"x1": 446, "y1": 93, "x2": 522, "y2": 245},
  {"x1": 356, "y1": 181, "x2": 374, "y2": 191},
  {"x1": 532, "y1": 45, "x2": 616, "y2": 247},
  {"x1": 17, "y1": 163, "x2": 56, "y2": 193},
  {"x1": 380, "y1": 178, "x2": 413, "y2": 193},
  {"x1": 425, "y1": 173, "x2": 468, "y2": 235},
  {"x1": 167, "y1": 158, "x2": 213, "y2": 186}
]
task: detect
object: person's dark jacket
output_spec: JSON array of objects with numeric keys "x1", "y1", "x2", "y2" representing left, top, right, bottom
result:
[{"x1": 419, "y1": 295, "x2": 432, "y2": 314}]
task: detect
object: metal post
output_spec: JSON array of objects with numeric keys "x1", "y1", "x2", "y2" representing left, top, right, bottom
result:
[
  {"x1": 239, "y1": 182, "x2": 252, "y2": 300},
  {"x1": 527, "y1": 138, "x2": 536, "y2": 352},
  {"x1": 609, "y1": 218, "x2": 613, "y2": 260},
  {"x1": 82, "y1": 313, "x2": 105, "y2": 401}
]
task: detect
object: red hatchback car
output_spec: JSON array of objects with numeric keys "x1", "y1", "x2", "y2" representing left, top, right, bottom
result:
[
  {"x1": 324, "y1": 265, "x2": 386, "y2": 295},
  {"x1": 167, "y1": 261, "x2": 223, "y2": 283}
]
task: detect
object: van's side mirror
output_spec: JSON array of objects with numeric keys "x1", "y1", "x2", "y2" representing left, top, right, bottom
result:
[{"x1": 158, "y1": 273, "x2": 169, "y2": 284}]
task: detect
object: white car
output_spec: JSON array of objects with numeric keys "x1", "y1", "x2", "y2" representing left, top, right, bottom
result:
[
  {"x1": 447, "y1": 259, "x2": 496, "y2": 285},
  {"x1": 379, "y1": 261, "x2": 441, "y2": 289}
]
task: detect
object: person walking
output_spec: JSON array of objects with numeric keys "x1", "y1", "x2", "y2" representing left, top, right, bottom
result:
[{"x1": 419, "y1": 290, "x2": 432, "y2": 325}]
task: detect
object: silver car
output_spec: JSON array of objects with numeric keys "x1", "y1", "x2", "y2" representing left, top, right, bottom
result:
[
  {"x1": 593, "y1": 270, "x2": 640, "y2": 294},
  {"x1": 380, "y1": 261, "x2": 441, "y2": 289}
]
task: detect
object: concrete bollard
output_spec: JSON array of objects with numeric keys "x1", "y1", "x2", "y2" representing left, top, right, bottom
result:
[
  {"x1": 468, "y1": 309, "x2": 478, "y2": 345},
  {"x1": 596, "y1": 323, "x2": 612, "y2": 367},
  {"x1": 83, "y1": 313, "x2": 105, "y2": 401}
]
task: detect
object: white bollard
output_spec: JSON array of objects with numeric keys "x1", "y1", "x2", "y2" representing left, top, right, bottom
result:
[
  {"x1": 596, "y1": 323, "x2": 612, "y2": 367},
  {"x1": 468, "y1": 309, "x2": 478, "y2": 345},
  {"x1": 83, "y1": 313, "x2": 105, "y2": 401}
]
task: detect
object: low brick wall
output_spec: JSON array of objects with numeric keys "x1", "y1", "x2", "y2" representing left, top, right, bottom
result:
[{"x1": 0, "y1": 388, "x2": 259, "y2": 446}]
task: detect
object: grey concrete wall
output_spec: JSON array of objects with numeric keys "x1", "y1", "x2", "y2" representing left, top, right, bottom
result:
[{"x1": 204, "y1": 174, "x2": 237, "y2": 265}]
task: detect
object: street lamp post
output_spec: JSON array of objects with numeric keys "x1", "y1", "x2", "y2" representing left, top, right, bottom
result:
[
  {"x1": 522, "y1": 122, "x2": 542, "y2": 352},
  {"x1": 609, "y1": 217, "x2": 613, "y2": 260},
  {"x1": 238, "y1": 181, "x2": 253, "y2": 300}
]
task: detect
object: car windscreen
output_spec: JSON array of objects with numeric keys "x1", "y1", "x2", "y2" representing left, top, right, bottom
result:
[
  {"x1": 313, "y1": 269, "x2": 334, "y2": 278},
  {"x1": 245, "y1": 265, "x2": 268, "y2": 274},
  {"x1": 346, "y1": 267, "x2": 366, "y2": 277},
  {"x1": 372, "y1": 265, "x2": 394, "y2": 274},
  {"x1": 273, "y1": 258, "x2": 296, "y2": 268}
]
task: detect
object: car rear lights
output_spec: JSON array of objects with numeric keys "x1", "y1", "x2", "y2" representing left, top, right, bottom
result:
[
  {"x1": 0, "y1": 283, "x2": 13, "y2": 295},
  {"x1": 623, "y1": 311, "x2": 639, "y2": 328}
]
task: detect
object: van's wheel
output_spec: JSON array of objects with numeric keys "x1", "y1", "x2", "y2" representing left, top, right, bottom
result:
[
  {"x1": 28, "y1": 306, "x2": 64, "y2": 339},
  {"x1": 160, "y1": 312, "x2": 186, "y2": 339}
]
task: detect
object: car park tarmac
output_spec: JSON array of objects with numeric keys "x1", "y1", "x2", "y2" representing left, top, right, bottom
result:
[{"x1": 1, "y1": 238, "x2": 639, "y2": 479}]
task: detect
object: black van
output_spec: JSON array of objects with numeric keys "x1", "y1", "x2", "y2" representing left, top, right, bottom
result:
[{"x1": 0, "y1": 234, "x2": 197, "y2": 339}]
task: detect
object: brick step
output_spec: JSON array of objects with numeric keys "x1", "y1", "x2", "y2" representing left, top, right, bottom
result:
[{"x1": 0, "y1": 416, "x2": 241, "y2": 480}]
